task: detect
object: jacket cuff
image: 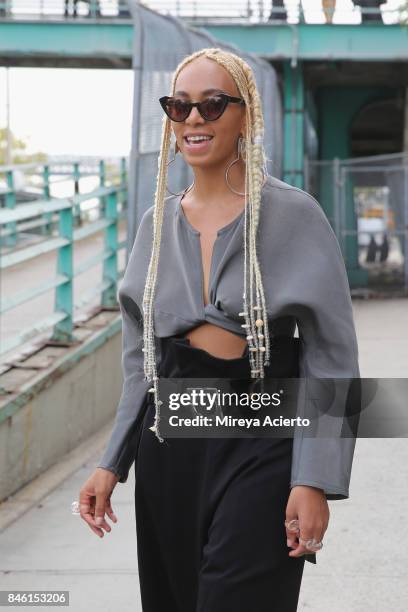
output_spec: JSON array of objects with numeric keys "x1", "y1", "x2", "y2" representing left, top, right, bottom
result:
[{"x1": 290, "y1": 479, "x2": 349, "y2": 500}]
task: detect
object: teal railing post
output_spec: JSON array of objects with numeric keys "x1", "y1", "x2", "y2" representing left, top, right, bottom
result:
[
  {"x1": 42, "y1": 164, "x2": 53, "y2": 235},
  {"x1": 120, "y1": 156, "x2": 127, "y2": 211},
  {"x1": 99, "y1": 159, "x2": 106, "y2": 218},
  {"x1": 120, "y1": 156, "x2": 127, "y2": 186},
  {"x1": 101, "y1": 191, "x2": 118, "y2": 308},
  {"x1": 4, "y1": 169, "x2": 17, "y2": 248},
  {"x1": 73, "y1": 161, "x2": 81, "y2": 226},
  {"x1": 51, "y1": 205, "x2": 74, "y2": 343}
]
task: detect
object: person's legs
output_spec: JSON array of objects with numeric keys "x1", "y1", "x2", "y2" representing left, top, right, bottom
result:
[
  {"x1": 196, "y1": 437, "x2": 306, "y2": 612},
  {"x1": 135, "y1": 336, "x2": 308, "y2": 612},
  {"x1": 135, "y1": 401, "x2": 206, "y2": 612}
]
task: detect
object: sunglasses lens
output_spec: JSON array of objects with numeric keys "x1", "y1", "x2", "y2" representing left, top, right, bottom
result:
[
  {"x1": 165, "y1": 99, "x2": 189, "y2": 122},
  {"x1": 200, "y1": 96, "x2": 226, "y2": 120}
]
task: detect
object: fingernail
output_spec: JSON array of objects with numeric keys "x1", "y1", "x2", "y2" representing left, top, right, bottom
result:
[
  {"x1": 112, "y1": 514, "x2": 118, "y2": 522},
  {"x1": 96, "y1": 517, "x2": 103, "y2": 525},
  {"x1": 287, "y1": 539, "x2": 292, "y2": 547}
]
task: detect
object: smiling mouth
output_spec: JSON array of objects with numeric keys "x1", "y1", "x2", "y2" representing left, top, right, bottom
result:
[{"x1": 184, "y1": 135, "x2": 214, "y2": 144}]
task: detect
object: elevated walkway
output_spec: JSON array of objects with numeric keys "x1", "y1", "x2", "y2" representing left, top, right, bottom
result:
[{"x1": 0, "y1": 1, "x2": 407, "y2": 68}]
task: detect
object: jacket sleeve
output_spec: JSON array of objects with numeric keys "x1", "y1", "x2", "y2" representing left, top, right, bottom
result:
[
  {"x1": 96, "y1": 208, "x2": 160, "y2": 483},
  {"x1": 289, "y1": 192, "x2": 360, "y2": 500}
]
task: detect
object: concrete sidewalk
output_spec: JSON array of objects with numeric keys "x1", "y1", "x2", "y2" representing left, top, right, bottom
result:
[
  {"x1": 0, "y1": 424, "x2": 142, "y2": 611},
  {"x1": 1, "y1": 298, "x2": 407, "y2": 611}
]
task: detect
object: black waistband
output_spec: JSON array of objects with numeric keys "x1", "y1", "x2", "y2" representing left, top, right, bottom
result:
[{"x1": 158, "y1": 335, "x2": 300, "y2": 379}]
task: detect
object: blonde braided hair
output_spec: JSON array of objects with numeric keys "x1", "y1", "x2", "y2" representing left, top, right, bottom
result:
[{"x1": 143, "y1": 47, "x2": 271, "y2": 441}]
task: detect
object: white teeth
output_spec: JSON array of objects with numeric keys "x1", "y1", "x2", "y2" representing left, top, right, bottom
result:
[{"x1": 186, "y1": 136, "x2": 212, "y2": 142}]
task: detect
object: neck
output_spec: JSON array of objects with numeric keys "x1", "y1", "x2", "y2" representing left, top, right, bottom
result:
[{"x1": 188, "y1": 158, "x2": 246, "y2": 205}]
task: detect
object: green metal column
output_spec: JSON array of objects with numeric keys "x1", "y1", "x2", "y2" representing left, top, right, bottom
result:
[
  {"x1": 52, "y1": 206, "x2": 74, "y2": 343},
  {"x1": 317, "y1": 87, "x2": 392, "y2": 287},
  {"x1": 102, "y1": 191, "x2": 118, "y2": 308},
  {"x1": 42, "y1": 164, "x2": 52, "y2": 235},
  {"x1": 4, "y1": 169, "x2": 17, "y2": 248},
  {"x1": 283, "y1": 60, "x2": 304, "y2": 189}
]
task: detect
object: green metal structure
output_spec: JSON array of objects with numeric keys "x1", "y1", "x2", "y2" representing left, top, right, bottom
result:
[
  {"x1": 1, "y1": 2, "x2": 407, "y2": 291},
  {"x1": 0, "y1": 159, "x2": 128, "y2": 354}
]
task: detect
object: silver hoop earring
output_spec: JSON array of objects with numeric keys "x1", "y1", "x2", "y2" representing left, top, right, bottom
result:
[
  {"x1": 167, "y1": 178, "x2": 195, "y2": 198},
  {"x1": 225, "y1": 136, "x2": 246, "y2": 196},
  {"x1": 165, "y1": 145, "x2": 190, "y2": 196}
]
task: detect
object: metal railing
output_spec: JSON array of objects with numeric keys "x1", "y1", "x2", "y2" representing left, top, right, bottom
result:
[
  {"x1": 0, "y1": 157, "x2": 128, "y2": 356},
  {"x1": 143, "y1": 0, "x2": 404, "y2": 25},
  {"x1": 0, "y1": 0, "x2": 405, "y2": 24}
]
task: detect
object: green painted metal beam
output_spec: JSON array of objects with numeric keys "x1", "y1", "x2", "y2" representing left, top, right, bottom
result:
[
  {"x1": 0, "y1": 20, "x2": 134, "y2": 68},
  {"x1": 1, "y1": 21, "x2": 407, "y2": 68},
  {"x1": 202, "y1": 24, "x2": 408, "y2": 62}
]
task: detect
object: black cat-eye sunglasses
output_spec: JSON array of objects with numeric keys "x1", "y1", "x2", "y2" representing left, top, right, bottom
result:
[{"x1": 159, "y1": 93, "x2": 245, "y2": 122}]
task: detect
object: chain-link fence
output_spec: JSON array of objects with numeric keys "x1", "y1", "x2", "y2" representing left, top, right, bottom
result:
[
  {"x1": 126, "y1": 1, "x2": 283, "y2": 248},
  {"x1": 305, "y1": 152, "x2": 408, "y2": 293}
]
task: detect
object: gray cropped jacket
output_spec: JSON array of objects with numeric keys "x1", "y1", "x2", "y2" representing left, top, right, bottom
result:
[{"x1": 97, "y1": 174, "x2": 360, "y2": 503}]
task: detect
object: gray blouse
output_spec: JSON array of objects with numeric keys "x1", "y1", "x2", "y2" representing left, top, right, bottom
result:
[{"x1": 97, "y1": 174, "x2": 360, "y2": 501}]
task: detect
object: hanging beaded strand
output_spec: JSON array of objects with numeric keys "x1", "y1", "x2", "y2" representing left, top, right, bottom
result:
[
  {"x1": 141, "y1": 48, "x2": 272, "y2": 443},
  {"x1": 241, "y1": 122, "x2": 259, "y2": 375},
  {"x1": 142, "y1": 112, "x2": 172, "y2": 442}
]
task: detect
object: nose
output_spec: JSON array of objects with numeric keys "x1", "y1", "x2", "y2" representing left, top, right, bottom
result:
[{"x1": 185, "y1": 105, "x2": 205, "y2": 125}]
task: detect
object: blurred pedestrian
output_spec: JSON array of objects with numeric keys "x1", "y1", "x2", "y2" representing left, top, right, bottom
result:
[
  {"x1": 268, "y1": 0, "x2": 287, "y2": 21},
  {"x1": 351, "y1": 0, "x2": 385, "y2": 23},
  {"x1": 322, "y1": 0, "x2": 336, "y2": 24}
]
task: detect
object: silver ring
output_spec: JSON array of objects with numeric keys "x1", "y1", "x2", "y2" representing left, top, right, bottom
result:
[
  {"x1": 71, "y1": 500, "x2": 80, "y2": 515},
  {"x1": 284, "y1": 519, "x2": 300, "y2": 533},
  {"x1": 298, "y1": 537, "x2": 323, "y2": 552}
]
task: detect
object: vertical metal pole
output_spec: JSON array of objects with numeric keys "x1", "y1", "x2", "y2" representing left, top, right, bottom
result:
[
  {"x1": 99, "y1": 159, "x2": 106, "y2": 219},
  {"x1": 42, "y1": 164, "x2": 52, "y2": 235},
  {"x1": 102, "y1": 191, "x2": 118, "y2": 308},
  {"x1": 52, "y1": 205, "x2": 74, "y2": 343},
  {"x1": 120, "y1": 156, "x2": 127, "y2": 213},
  {"x1": 5, "y1": 169, "x2": 16, "y2": 247},
  {"x1": 283, "y1": 60, "x2": 304, "y2": 188}
]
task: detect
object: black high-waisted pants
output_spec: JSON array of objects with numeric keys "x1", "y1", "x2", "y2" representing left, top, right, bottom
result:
[{"x1": 134, "y1": 335, "x2": 308, "y2": 612}]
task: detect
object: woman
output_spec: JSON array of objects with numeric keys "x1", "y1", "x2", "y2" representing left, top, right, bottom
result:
[{"x1": 78, "y1": 48, "x2": 360, "y2": 611}]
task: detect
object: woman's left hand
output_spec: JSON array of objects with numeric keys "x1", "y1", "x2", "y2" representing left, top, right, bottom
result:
[{"x1": 285, "y1": 485, "x2": 330, "y2": 558}]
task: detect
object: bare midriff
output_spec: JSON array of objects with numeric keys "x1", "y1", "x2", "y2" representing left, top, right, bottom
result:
[
  {"x1": 179, "y1": 191, "x2": 249, "y2": 359},
  {"x1": 182, "y1": 323, "x2": 247, "y2": 360}
]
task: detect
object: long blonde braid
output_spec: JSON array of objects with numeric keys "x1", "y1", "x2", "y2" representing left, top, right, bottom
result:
[{"x1": 143, "y1": 48, "x2": 271, "y2": 441}]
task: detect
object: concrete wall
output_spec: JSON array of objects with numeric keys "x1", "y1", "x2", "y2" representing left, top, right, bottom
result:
[{"x1": 0, "y1": 315, "x2": 123, "y2": 502}]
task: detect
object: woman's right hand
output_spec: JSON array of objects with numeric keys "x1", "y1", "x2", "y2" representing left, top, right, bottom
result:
[{"x1": 79, "y1": 468, "x2": 120, "y2": 538}]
